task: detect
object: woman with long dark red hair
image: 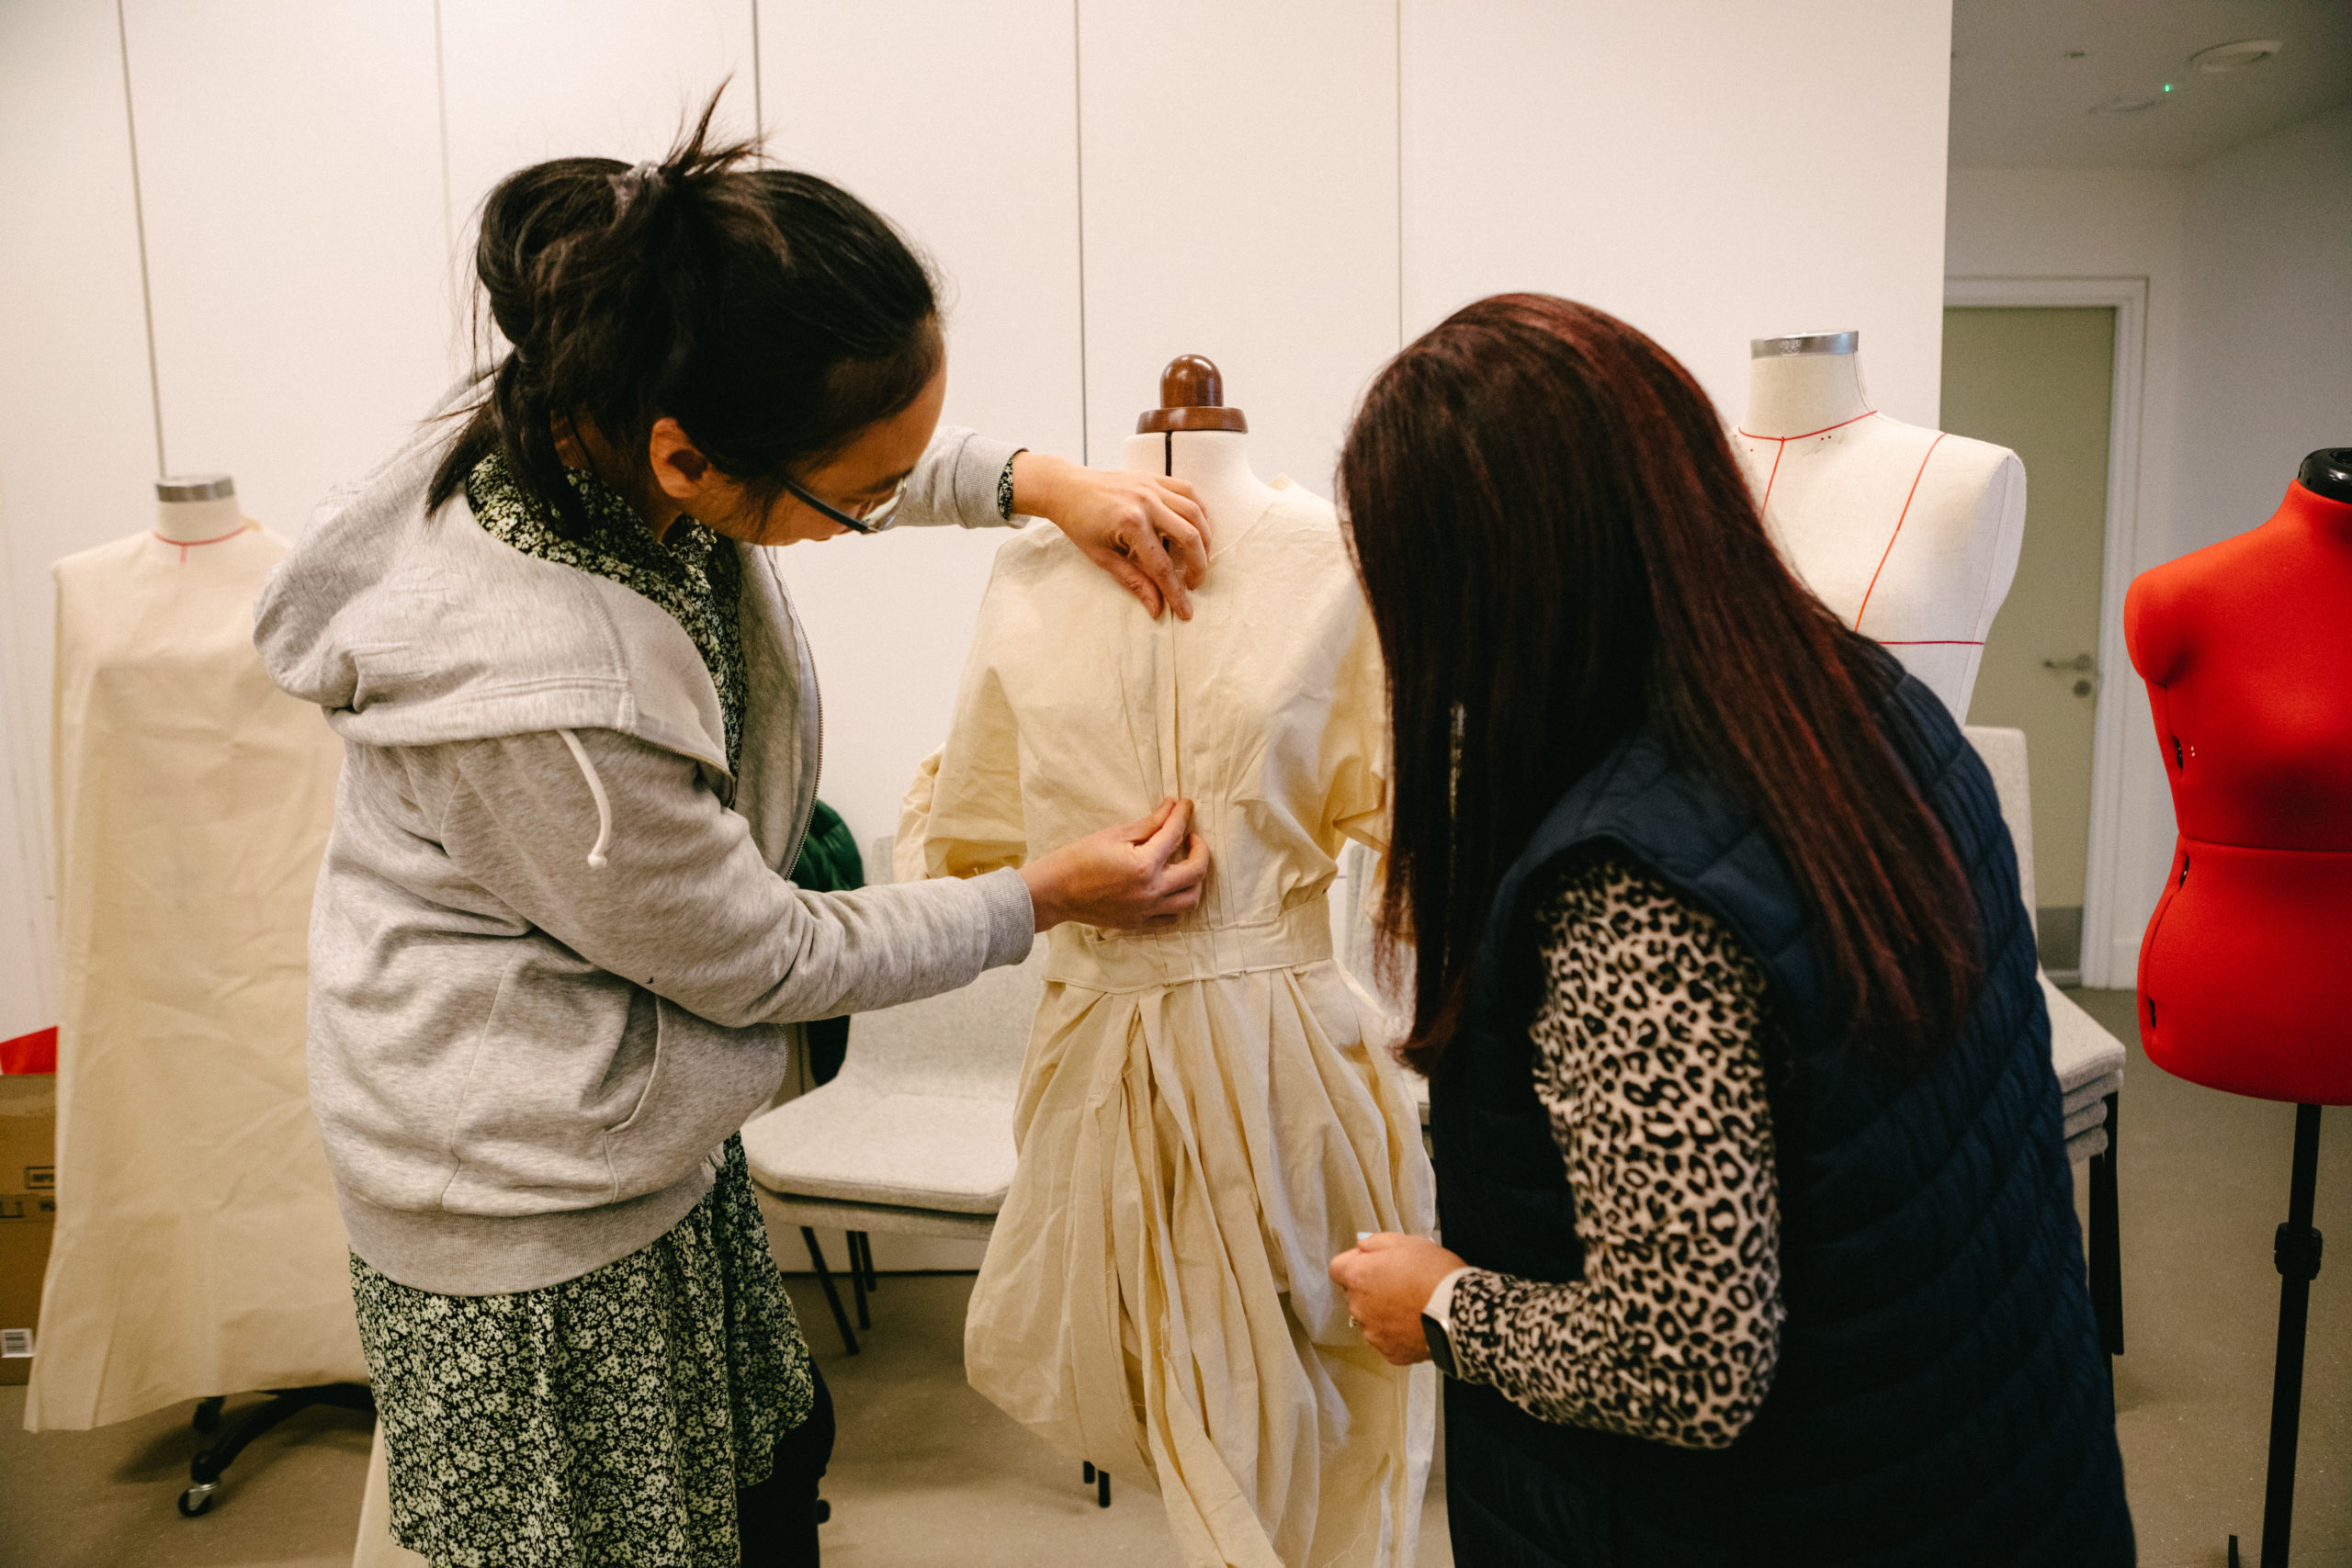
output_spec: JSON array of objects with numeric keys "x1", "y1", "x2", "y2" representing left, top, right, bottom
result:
[{"x1": 1327, "y1": 295, "x2": 2132, "y2": 1565}]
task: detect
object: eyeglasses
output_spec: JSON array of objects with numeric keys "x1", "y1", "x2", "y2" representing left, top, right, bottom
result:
[{"x1": 782, "y1": 475, "x2": 907, "y2": 536}]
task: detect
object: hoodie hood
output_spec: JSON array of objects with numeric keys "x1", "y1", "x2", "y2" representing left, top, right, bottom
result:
[{"x1": 254, "y1": 384, "x2": 732, "y2": 773}]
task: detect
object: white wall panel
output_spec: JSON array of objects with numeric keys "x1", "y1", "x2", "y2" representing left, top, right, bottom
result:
[
  {"x1": 440, "y1": 0, "x2": 760, "y2": 276},
  {"x1": 0, "y1": 2, "x2": 164, "y2": 1038},
  {"x1": 1077, "y1": 0, "x2": 1401, "y2": 492},
  {"x1": 121, "y1": 0, "x2": 449, "y2": 539},
  {"x1": 2177, "y1": 107, "x2": 2352, "y2": 560},
  {"x1": 758, "y1": 0, "x2": 1085, "y2": 849},
  {"x1": 1403, "y1": 0, "x2": 1953, "y2": 430}
]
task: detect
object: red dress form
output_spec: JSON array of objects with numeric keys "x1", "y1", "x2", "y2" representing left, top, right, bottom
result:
[{"x1": 2125, "y1": 479, "x2": 2352, "y2": 1104}]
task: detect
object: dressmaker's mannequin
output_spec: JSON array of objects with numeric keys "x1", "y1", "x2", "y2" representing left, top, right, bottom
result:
[
  {"x1": 153, "y1": 474, "x2": 248, "y2": 545},
  {"x1": 2125, "y1": 446, "x2": 2352, "y2": 1568},
  {"x1": 1121, "y1": 355, "x2": 1280, "y2": 554},
  {"x1": 35, "y1": 484, "x2": 359, "y2": 1443},
  {"x1": 2124, "y1": 450, "x2": 2352, "y2": 1105},
  {"x1": 1736, "y1": 332, "x2": 2026, "y2": 719}
]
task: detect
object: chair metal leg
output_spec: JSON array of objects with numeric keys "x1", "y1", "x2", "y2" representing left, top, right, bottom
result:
[
  {"x1": 850, "y1": 1242, "x2": 870, "y2": 1331},
  {"x1": 851, "y1": 1230, "x2": 878, "y2": 1294},
  {"x1": 1098, "y1": 1469, "x2": 1112, "y2": 1508},
  {"x1": 2088, "y1": 1090, "x2": 2123, "y2": 1356},
  {"x1": 799, "y1": 1227, "x2": 859, "y2": 1355}
]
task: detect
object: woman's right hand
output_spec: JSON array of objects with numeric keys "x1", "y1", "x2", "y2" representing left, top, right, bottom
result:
[{"x1": 1021, "y1": 799, "x2": 1209, "y2": 932}]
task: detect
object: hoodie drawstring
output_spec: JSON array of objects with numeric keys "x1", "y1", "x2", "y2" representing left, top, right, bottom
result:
[{"x1": 556, "y1": 728, "x2": 613, "y2": 871}]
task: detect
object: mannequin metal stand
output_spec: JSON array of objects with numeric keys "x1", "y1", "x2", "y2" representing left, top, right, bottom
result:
[
  {"x1": 177, "y1": 1382, "x2": 376, "y2": 1516},
  {"x1": 2227, "y1": 1102, "x2": 2324, "y2": 1568}
]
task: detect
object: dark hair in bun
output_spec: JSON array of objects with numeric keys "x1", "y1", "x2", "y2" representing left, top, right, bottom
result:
[{"x1": 428, "y1": 87, "x2": 941, "y2": 536}]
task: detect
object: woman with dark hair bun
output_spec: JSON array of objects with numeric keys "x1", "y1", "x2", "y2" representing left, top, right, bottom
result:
[
  {"x1": 1328, "y1": 294, "x2": 2133, "y2": 1565},
  {"x1": 255, "y1": 96, "x2": 1213, "y2": 1565}
]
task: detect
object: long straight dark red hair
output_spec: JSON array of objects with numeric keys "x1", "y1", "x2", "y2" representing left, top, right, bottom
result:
[{"x1": 1339, "y1": 294, "x2": 1978, "y2": 1072}]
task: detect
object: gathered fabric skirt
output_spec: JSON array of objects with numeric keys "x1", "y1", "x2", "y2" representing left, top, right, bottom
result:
[
  {"x1": 351, "y1": 1135, "x2": 816, "y2": 1568},
  {"x1": 965, "y1": 956, "x2": 1437, "y2": 1568}
]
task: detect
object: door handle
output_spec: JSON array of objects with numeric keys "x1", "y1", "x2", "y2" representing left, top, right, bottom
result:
[{"x1": 2043, "y1": 652, "x2": 2099, "y2": 697}]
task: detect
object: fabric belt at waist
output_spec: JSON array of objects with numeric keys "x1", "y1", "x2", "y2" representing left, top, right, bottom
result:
[{"x1": 1045, "y1": 897, "x2": 1332, "y2": 993}]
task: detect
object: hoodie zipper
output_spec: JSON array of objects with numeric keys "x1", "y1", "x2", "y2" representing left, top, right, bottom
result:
[
  {"x1": 792, "y1": 679, "x2": 823, "y2": 880},
  {"x1": 770, "y1": 553, "x2": 822, "y2": 880}
]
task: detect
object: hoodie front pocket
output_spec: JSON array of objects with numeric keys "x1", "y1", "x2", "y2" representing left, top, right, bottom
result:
[
  {"x1": 442, "y1": 951, "x2": 650, "y2": 1214},
  {"x1": 601, "y1": 999, "x2": 794, "y2": 1198}
]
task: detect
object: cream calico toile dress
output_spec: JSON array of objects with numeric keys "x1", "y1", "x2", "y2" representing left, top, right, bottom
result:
[
  {"x1": 31, "y1": 524, "x2": 361, "y2": 1430},
  {"x1": 899, "y1": 479, "x2": 1435, "y2": 1568}
]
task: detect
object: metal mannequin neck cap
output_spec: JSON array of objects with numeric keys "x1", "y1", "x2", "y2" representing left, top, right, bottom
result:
[{"x1": 1749, "y1": 331, "x2": 1859, "y2": 358}]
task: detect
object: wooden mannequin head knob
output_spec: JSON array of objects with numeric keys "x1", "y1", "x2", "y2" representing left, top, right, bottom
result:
[{"x1": 1136, "y1": 354, "x2": 1249, "y2": 434}]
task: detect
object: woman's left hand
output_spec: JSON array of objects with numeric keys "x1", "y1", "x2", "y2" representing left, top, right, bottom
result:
[
  {"x1": 1329, "y1": 1233, "x2": 1469, "y2": 1367},
  {"x1": 1012, "y1": 452, "x2": 1211, "y2": 620}
]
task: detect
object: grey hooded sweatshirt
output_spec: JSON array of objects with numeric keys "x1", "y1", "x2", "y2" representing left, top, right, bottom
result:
[{"x1": 256, "y1": 398, "x2": 1035, "y2": 1296}]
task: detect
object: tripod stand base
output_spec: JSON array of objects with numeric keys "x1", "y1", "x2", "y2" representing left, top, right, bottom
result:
[
  {"x1": 2227, "y1": 1103, "x2": 2324, "y2": 1568},
  {"x1": 177, "y1": 1383, "x2": 377, "y2": 1517}
]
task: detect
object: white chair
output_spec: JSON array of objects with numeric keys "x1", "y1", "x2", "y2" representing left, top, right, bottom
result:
[
  {"x1": 1962, "y1": 728, "x2": 2129, "y2": 1159},
  {"x1": 1965, "y1": 725, "x2": 2128, "y2": 1357},
  {"x1": 741, "y1": 935, "x2": 1043, "y2": 1356}
]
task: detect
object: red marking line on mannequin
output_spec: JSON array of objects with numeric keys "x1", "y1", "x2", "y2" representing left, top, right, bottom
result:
[
  {"x1": 1736, "y1": 410, "x2": 1880, "y2": 515},
  {"x1": 1851, "y1": 433, "x2": 1947, "y2": 634},
  {"x1": 152, "y1": 524, "x2": 251, "y2": 564}
]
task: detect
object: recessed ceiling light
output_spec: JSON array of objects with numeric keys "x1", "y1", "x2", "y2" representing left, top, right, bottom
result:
[
  {"x1": 2090, "y1": 96, "x2": 2160, "y2": 116},
  {"x1": 2190, "y1": 39, "x2": 2282, "y2": 73}
]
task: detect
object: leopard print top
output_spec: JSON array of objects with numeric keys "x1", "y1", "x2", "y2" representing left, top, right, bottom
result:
[{"x1": 1446, "y1": 852, "x2": 1786, "y2": 1450}]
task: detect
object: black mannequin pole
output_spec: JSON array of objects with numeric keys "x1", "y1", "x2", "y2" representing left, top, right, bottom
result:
[{"x1": 2245, "y1": 1104, "x2": 2324, "y2": 1568}]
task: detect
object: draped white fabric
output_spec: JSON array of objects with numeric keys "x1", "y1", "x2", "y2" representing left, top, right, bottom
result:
[{"x1": 900, "y1": 482, "x2": 1435, "y2": 1567}]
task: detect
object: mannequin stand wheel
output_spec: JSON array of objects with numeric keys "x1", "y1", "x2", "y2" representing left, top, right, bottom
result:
[
  {"x1": 175, "y1": 1382, "x2": 376, "y2": 1517},
  {"x1": 2231, "y1": 1103, "x2": 2324, "y2": 1568}
]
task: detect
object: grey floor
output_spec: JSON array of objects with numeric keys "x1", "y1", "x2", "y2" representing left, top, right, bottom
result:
[{"x1": 3, "y1": 989, "x2": 2346, "y2": 1567}]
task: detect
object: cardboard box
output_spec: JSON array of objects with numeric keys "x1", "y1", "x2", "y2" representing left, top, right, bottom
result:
[
  {"x1": 0, "y1": 1074, "x2": 57, "y2": 1387},
  {"x1": 0, "y1": 1073, "x2": 55, "y2": 1195}
]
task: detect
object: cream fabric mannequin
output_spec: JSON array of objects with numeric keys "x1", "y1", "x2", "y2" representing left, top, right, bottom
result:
[
  {"x1": 916, "y1": 361, "x2": 1432, "y2": 1563},
  {"x1": 31, "y1": 518, "x2": 358, "y2": 1430},
  {"x1": 1121, "y1": 428, "x2": 1280, "y2": 557},
  {"x1": 1736, "y1": 333, "x2": 2026, "y2": 719}
]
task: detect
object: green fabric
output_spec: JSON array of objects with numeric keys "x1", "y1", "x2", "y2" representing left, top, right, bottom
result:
[
  {"x1": 792, "y1": 801, "x2": 863, "y2": 1086},
  {"x1": 466, "y1": 451, "x2": 748, "y2": 771},
  {"x1": 790, "y1": 799, "x2": 864, "y2": 892}
]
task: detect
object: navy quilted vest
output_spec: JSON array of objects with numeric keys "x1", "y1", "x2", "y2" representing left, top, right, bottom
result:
[{"x1": 1431, "y1": 670, "x2": 2134, "y2": 1567}]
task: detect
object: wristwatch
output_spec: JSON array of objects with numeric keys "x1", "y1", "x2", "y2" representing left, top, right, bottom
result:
[
  {"x1": 1421, "y1": 1265, "x2": 1472, "y2": 1379},
  {"x1": 1420, "y1": 1310, "x2": 1459, "y2": 1379}
]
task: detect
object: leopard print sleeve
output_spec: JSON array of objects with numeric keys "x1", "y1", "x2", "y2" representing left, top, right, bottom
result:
[{"x1": 1443, "y1": 853, "x2": 1785, "y2": 1450}]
